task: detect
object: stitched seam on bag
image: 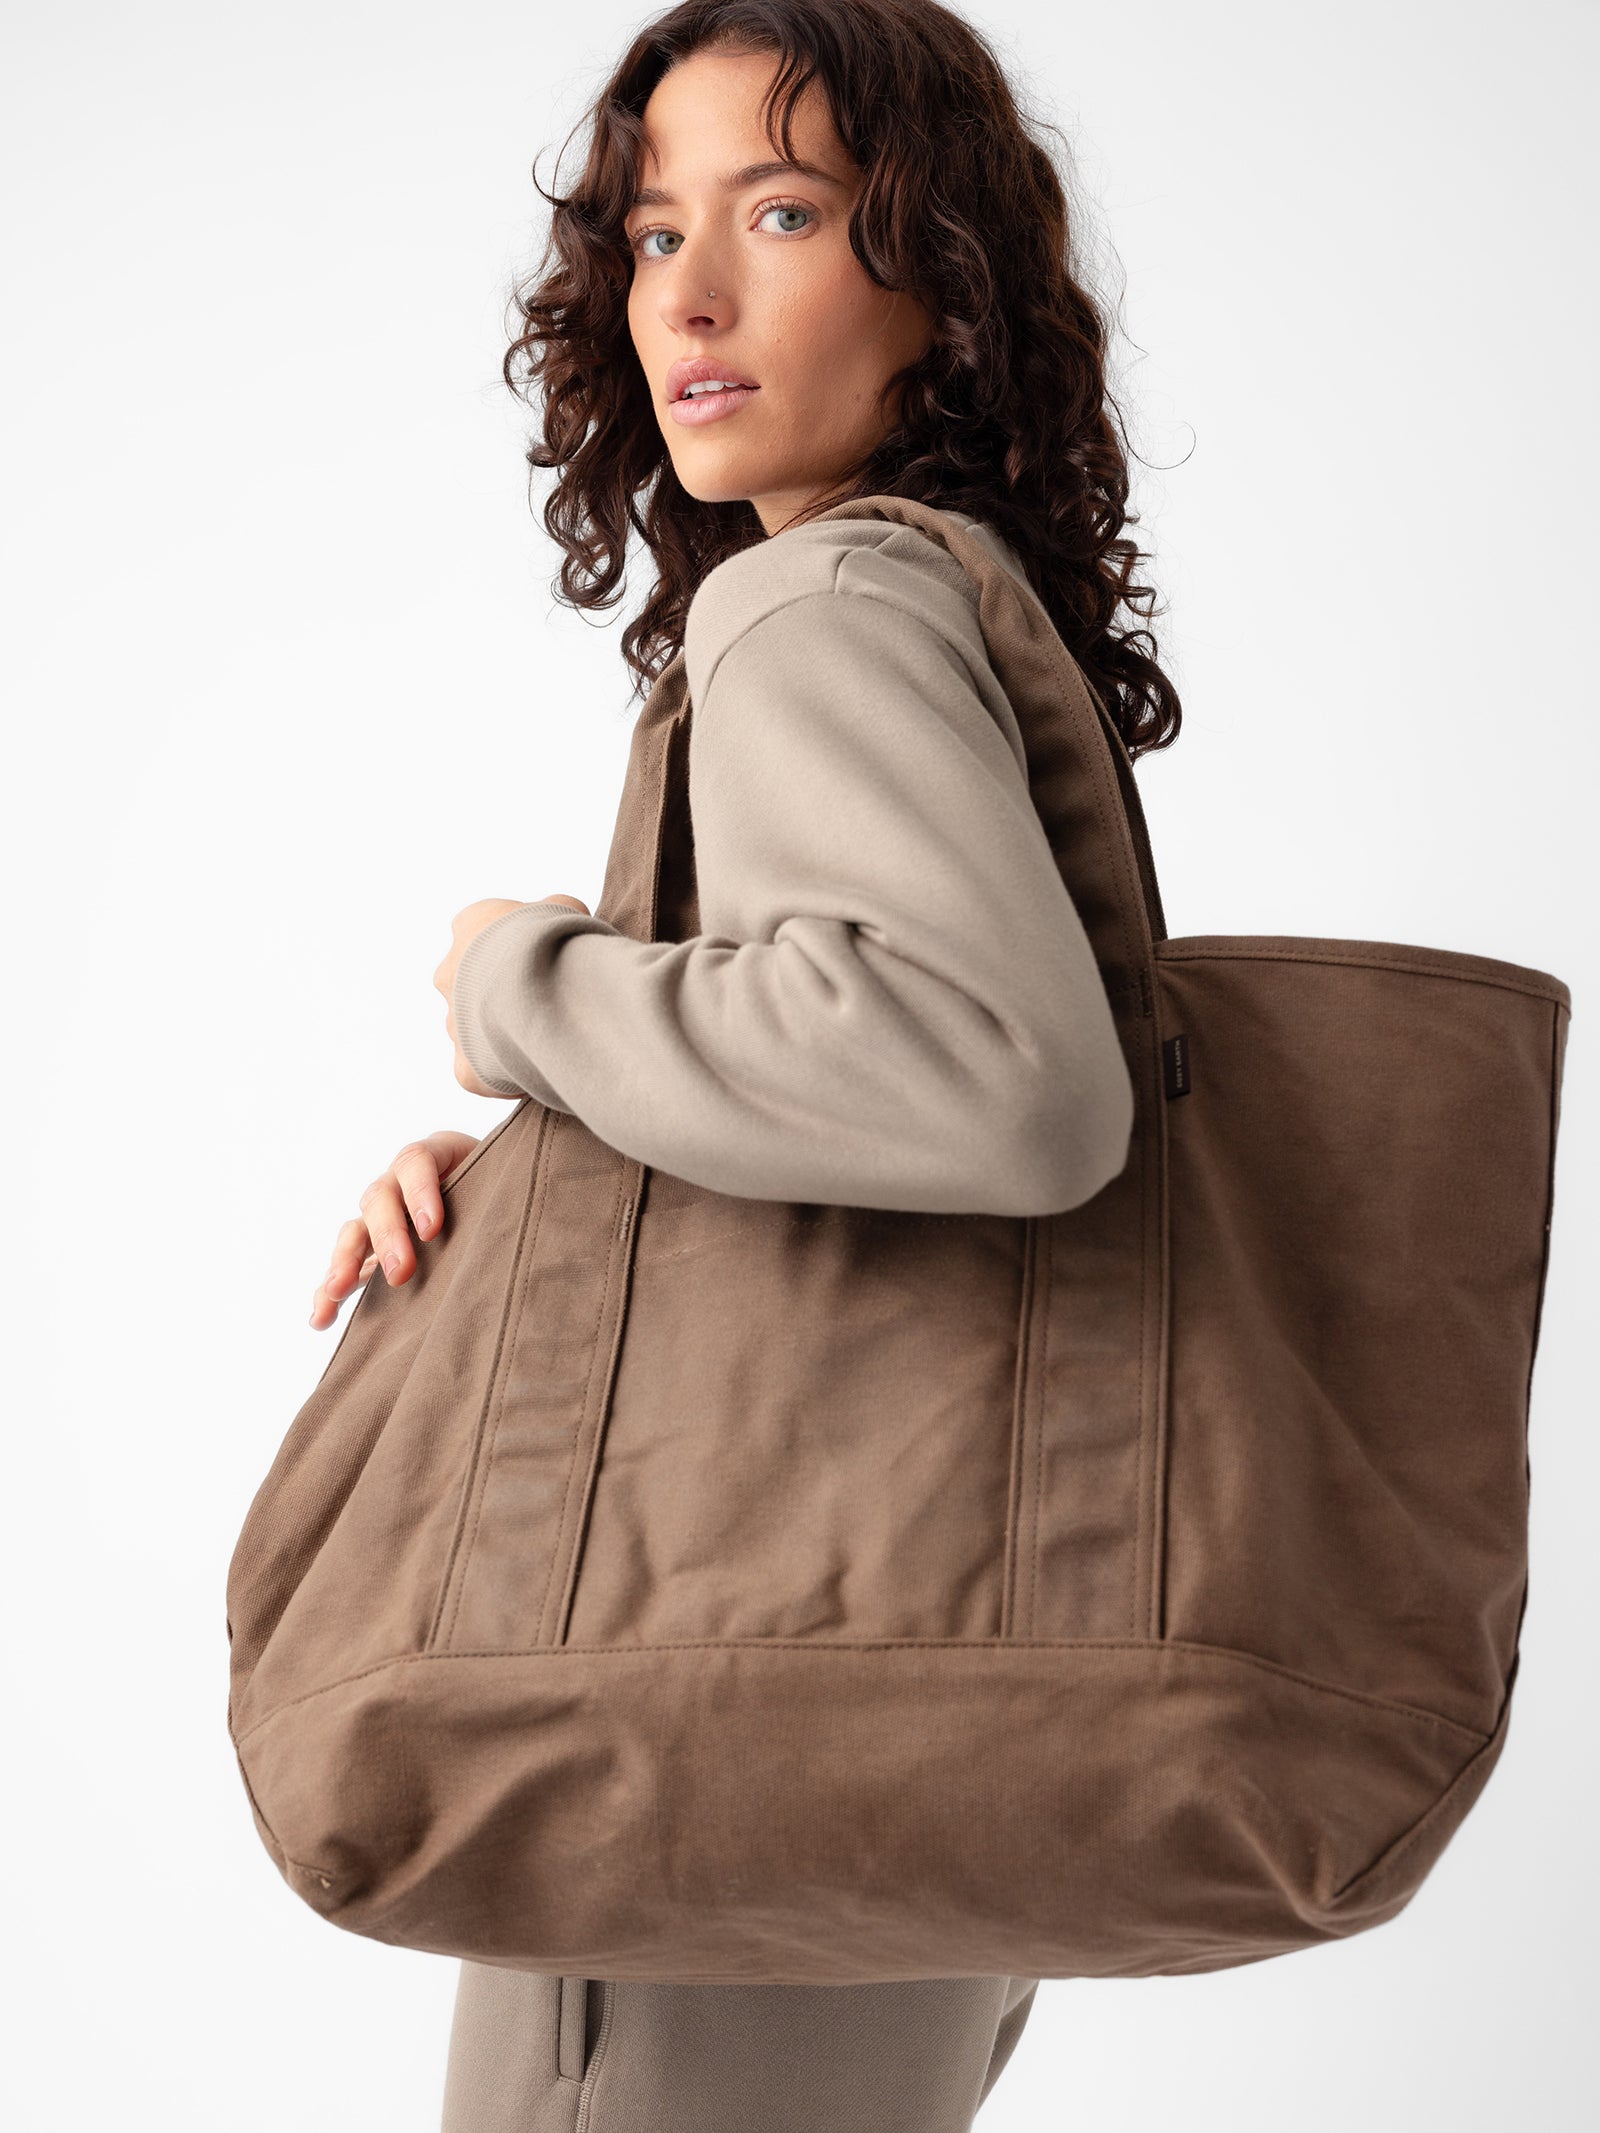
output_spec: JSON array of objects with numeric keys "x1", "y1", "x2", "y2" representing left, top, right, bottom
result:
[
  {"x1": 233, "y1": 1636, "x2": 1491, "y2": 1750},
  {"x1": 1000, "y1": 1220, "x2": 1030, "y2": 1639},
  {"x1": 233, "y1": 1748, "x2": 288, "y2": 1861},
  {"x1": 282, "y1": 1849, "x2": 339, "y2": 1884},
  {"x1": 436, "y1": 1095, "x2": 527, "y2": 1196},
  {"x1": 429, "y1": 1108, "x2": 555, "y2": 1651},
  {"x1": 1132, "y1": 1051, "x2": 1150, "y2": 1639},
  {"x1": 1027, "y1": 1219, "x2": 1050, "y2": 1641},
  {"x1": 534, "y1": 1159, "x2": 629, "y2": 1643},
  {"x1": 1156, "y1": 943, "x2": 1566, "y2": 1003},
  {"x1": 1524, "y1": 1000, "x2": 1562, "y2": 1403},
  {"x1": 556, "y1": 1179, "x2": 645, "y2": 1645},
  {"x1": 443, "y1": 1129, "x2": 557, "y2": 1648},
  {"x1": 1327, "y1": 1700, "x2": 1509, "y2": 1906},
  {"x1": 426, "y1": 1108, "x2": 552, "y2": 1647},
  {"x1": 1149, "y1": 984, "x2": 1175, "y2": 1643},
  {"x1": 233, "y1": 1742, "x2": 343, "y2": 1887}
]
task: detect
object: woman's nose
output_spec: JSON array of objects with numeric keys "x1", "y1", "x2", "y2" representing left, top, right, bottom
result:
[{"x1": 654, "y1": 245, "x2": 734, "y2": 331}]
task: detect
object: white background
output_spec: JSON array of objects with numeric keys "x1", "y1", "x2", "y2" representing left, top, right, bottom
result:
[{"x1": 4, "y1": 2, "x2": 1594, "y2": 2126}]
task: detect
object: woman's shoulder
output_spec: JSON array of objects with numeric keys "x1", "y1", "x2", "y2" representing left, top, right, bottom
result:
[{"x1": 685, "y1": 509, "x2": 1020, "y2": 704}]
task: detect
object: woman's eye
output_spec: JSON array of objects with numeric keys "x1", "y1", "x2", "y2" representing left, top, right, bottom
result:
[
  {"x1": 629, "y1": 198, "x2": 815, "y2": 260},
  {"x1": 755, "y1": 199, "x2": 814, "y2": 236}
]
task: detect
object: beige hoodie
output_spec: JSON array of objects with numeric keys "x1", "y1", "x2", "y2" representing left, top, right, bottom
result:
[{"x1": 450, "y1": 511, "x2": 1134, "y2": 1215}]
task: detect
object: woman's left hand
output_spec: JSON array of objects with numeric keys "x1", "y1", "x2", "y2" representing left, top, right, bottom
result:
[{"x1": 435, "y1": 895, "x2": 590, "y2": 1095}]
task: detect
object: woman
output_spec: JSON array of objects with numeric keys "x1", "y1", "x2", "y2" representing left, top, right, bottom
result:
[{"x1": 308, "y1": 2, "x2": 1181, "y2": 2126}]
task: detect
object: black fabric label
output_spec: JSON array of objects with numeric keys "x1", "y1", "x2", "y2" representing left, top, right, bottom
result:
[{"x1": 1163, "y1": 1031, "x2": 1191, "y2": 1098}]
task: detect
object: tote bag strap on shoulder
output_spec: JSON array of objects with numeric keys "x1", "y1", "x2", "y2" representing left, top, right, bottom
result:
[
  {"x1": 600, "y1": 492, "x2": 1169, "y2": 999},
  {"x1": 786, "y1": 494, "x2": 1165, "y2": 1016}
]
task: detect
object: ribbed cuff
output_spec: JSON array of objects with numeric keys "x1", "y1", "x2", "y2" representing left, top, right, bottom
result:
[{"x1": 451, "y1": 900, "x2": 599, "y2": 1103}]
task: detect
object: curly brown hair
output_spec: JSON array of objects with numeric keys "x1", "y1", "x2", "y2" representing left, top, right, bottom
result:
[{"x1": 504, "y1": 0, "x2": 1182, "y2": 763}]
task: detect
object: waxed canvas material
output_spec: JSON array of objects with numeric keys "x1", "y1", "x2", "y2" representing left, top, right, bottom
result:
[{"x1": 225, "y1": 495, "x2": 1571, "y2": 1985}]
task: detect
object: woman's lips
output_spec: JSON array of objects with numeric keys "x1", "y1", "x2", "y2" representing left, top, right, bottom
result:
[{"x1": 668, "y1": 383, "x2": 761, "y2": 428}]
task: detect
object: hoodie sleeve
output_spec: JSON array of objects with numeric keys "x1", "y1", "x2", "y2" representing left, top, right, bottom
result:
[{"x1": 450, "y1": 546, "x2": 1134, "y2": 1215}]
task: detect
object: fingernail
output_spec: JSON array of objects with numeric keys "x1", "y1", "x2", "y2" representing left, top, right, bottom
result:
[
  {"x1": 384, "y1": 1252, "x2": 402, "y2": 1279},
  {"x1": 415, "y1": 1210, "x2": 432, "y2": 1237}
]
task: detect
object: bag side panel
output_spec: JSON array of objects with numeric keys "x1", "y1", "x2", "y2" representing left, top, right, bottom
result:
[
  {"x1": 1159, "y1": 952, "x2": 1561, "y2": 1736},
  {"x1": 227, "y1": 1100, "x2": 552, "y2": 1735}
]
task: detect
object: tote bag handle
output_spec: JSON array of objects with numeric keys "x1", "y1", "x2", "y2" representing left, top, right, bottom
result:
[{"x1": 807, "y1": 495, "x2": 1169, "y2": 1012}]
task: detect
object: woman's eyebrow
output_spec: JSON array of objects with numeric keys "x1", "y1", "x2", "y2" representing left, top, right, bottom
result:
[{"x1": 629, "y1": 158, "x2": 848, "y2": 209}]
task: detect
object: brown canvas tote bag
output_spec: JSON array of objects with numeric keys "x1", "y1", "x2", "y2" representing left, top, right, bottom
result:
[{"x1": 225, "y1": 494, "x2": 1571, "y2": 1987}]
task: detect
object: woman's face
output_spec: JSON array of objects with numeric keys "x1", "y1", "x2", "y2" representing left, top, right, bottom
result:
[{"x1": 625, "y1": 48, "x2": 933, "y2": 536}]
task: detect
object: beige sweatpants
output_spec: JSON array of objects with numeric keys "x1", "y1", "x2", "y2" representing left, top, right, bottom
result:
[{"x1": 440, "y1": 1963, "x2": 1040, "y2": 2132}]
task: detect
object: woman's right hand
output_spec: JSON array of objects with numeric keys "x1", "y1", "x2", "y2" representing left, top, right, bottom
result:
[{"x1": 309, "y1": 1130, "x2": 480, "y2": 1329}]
